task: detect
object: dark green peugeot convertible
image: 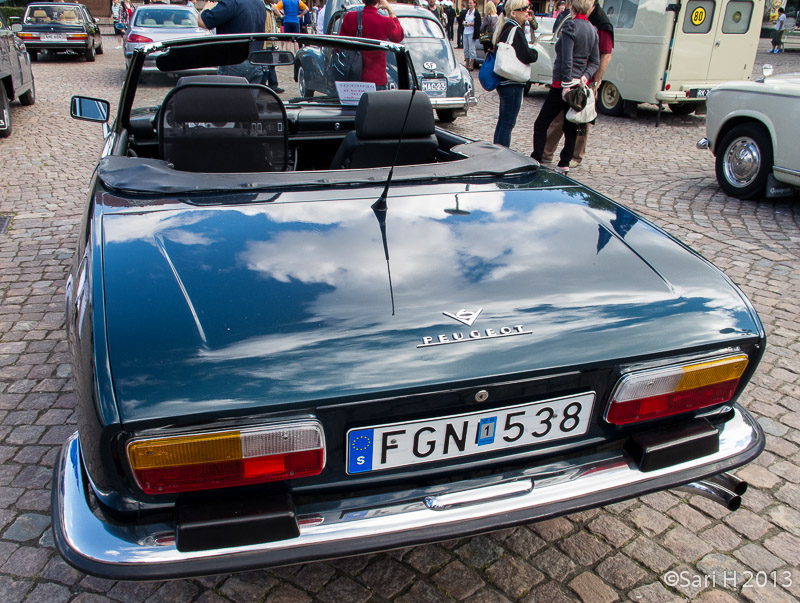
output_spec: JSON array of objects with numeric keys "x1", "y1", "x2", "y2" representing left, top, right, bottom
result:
[{"x1": 55, "y1": 32, "x2": 765, "y2": 580}]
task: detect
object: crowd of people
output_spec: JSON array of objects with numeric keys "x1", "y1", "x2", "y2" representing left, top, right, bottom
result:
[{"x1": 191, "y1": 0, "x2": 612, "y2": 171}]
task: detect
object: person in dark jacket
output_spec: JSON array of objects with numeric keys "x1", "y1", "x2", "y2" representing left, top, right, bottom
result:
[
  {"x1": 444, "y1": 2, "x2": 456, "y2": 41},
  {"x1": 199, "y1": 0, "x2": 268, "y2": 82},
  {"x1": 541, "y1": 0, "x2": 613, "y2": 167},
  {"x1": 490, "y1": 0, "x2": 537, "y2": 147},
  {"x1": 456, "y1": 5, "x2": 465, "y2": 47},
  {"x1": 531, "y1": 0, "x2": 598, "y2": 172}
]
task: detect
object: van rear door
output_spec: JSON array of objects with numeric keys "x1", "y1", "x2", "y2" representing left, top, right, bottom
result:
[{"x1": 666, "y1": 0, "x2": 761, "y2": 97}]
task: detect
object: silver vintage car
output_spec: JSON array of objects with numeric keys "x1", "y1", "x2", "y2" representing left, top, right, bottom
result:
[
  {"x1": 698, "y1": 70, "x2": 800, "y2": 199},
  {"x1": 123, "y1": 4, "x2": 212, "y2": 72}
]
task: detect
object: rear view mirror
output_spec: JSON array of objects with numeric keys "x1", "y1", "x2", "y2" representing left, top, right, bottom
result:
[
  {"x1": 11, "y1": 23, "x2": 21, "y2": 33},
  {"x1": 249, "y1": 50, "x2": 295, "y2": 66},
  {"x1": 71, "y1": 96, "x2": 110, "y2": 123}
]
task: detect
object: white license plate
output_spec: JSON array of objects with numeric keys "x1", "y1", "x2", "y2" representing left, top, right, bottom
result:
[
  {"x1": 42, "y1": 33, "x2": 67, "y2": 41},
  {"x1": 346, "y1": 392, "x2": 595, "y2": 474},
  {"x1": 689, "y1": 88, "x2": 712, "y2": 98},
  {"x1": 421, "y1": 78, "x2": 447, "y2": 96}
]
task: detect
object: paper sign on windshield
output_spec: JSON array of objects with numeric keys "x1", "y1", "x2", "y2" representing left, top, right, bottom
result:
[{"x1": 335, "y1": 81, "x2": 377, "y2": 106}]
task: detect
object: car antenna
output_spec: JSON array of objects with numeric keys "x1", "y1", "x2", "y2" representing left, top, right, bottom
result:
[{"x1": 371, "y1": 86, "x2": 419, "y2": 316}]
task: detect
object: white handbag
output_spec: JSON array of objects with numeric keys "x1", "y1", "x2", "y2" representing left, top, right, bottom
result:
[
  {"x1": 566, "y1": 84, "x2": 598, "y2": 124},
  {"x1": 493, "y1": 26, "x2": 529, "y2": 83}
]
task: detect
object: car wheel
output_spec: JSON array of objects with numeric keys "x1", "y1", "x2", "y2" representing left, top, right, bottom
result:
[
  {"x1": 297, "y1": 67, "x2": 313, "y2": 98},
  {"x1": 524, "y1": 82, "x2": 532, "y2": 96},
  {"x1": 668, "y1": 103, "x2": 695, "y2": 116},
  {"x1": 28, "y1": 50, "x2": 38, "y2": 62},
  {"x1": 436, "y1": 109, "x2": 456, "y2": 123},
  {"x1": 715, "y1": 123, "x2": 773, "y2": 200},
  {"x1": 19, "y1": 77, "x2": 35, "y2": 106},
  {"x1": 0, "y1": 86, "x2": 12, "y2": 138},
  {"x1": 85, "y1": 44, "x2": 96, "y2": 62},
  {"x1": 597, "y1": 81, "x2": 624, "y2": 116}
]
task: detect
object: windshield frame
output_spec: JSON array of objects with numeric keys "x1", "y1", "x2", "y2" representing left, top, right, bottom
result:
[{"x1": 121, "y1": 33, "x2": 418, "y2": 131}]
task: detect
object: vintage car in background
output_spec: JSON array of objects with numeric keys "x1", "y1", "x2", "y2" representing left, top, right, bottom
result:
[
  {"x1": 698, "y1": 70, "x2": 800, "y2": 199},
  {"x1": 123, "y1": 4, "x2": 212, "y2": 72},
  {"x1": 531, "y1": 0, "x2": 763, "y2": 115},
  {"x1": 1, "y1": 11, "x2": 36, "y2": 137},
  {"x1": 56, "y1": 32, "x2": 765, "y2": 580},
  {"x1": 296, "y1": 3, "x2": 475, "y2": 122},
  {"x1": 14, "y1": 2, "x2": 102, "y2": 62}
]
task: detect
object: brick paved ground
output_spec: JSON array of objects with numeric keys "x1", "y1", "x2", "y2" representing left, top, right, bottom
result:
[{"x1": 0, "y1": 38, "x2": 799, "y2": 602}]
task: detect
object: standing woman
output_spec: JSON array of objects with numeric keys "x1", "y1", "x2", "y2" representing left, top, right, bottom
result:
[
  {"x1": 462, "y1": 0, "x2": 481, "y2": 71},
  {"x1": 480, "y1": 1, "x2": 497, "y2": 54},
  {"x1": 491, "y1": 0, "x2": 538, "y2": 148},
  {"x1": 531, "y1": 0, "x2": 598, "y2": 172}
]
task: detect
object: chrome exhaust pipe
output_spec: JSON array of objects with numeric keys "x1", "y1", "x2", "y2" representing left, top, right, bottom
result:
[
  {"x1": 704, "y1": 472, "x2": 748, "y2": 496},
  {"x1": 675, "y1": 472, "x2": 748, "y2": 511}
]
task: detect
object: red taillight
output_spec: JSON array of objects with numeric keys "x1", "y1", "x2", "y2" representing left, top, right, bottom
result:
[
  {"x1": 18, "y1": 32, "x2": 39, "y2": 39},
  {"x1": 67, "y1": 33, "x2": 88, "y2": 40},
  {"x1": 126, "y1": 33, "x2": 153, "y2": 44},
  {"x1": 128, "y1": 421, "x2": 325, "y2": 495},
  {"x1": 605, "y1": 354, "x2": 749, "y2": 425}
]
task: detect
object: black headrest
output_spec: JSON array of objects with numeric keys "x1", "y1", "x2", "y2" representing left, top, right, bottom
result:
[
  {"x1": 355, "y1": 90, "x2": 435, "y2": 140},
  {"x1": 175, "y1": 75, "x2": 249, "y2": 87},
  {"x1": 170, "y1": 84, "x2": 259, "y2": 123}
]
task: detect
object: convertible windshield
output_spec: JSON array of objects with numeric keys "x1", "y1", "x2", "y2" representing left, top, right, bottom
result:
[
  {"x1": 130, "y1": 36, "x2": 408, "y2": 113},
  {"x1": 25, "y1": 4, "x2": 82, "y2": 24},
  {"x1": 134, "y1": 9, "x2": 198, "y2": 28}
]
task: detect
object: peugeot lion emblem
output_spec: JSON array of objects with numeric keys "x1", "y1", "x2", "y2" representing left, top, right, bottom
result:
[
  {"x1": 418, "y1": 308, "x2": 533, "y2": 348},
  {"x1": 443, "y1": 308, "x2": 482, "y2": 327}
]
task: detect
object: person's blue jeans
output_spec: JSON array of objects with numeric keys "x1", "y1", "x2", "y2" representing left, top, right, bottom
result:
[
  {"x1": 494, "y1": 83, "x2": 524, "y2": 148},
  {"x1": 218, "y1": 60, "x2": 265, "y2": 84}
]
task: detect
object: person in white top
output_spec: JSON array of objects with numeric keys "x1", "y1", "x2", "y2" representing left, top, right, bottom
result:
[
  {"x1": 770, "y1": 7, "x2": 786, "y2": 53},
  {"x1": 462, "y1": 0, "x2": 481, "y2": 71}
]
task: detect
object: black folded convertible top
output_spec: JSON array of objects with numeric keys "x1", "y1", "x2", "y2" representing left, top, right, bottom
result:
[{"x1": 97, "y1": 141, "x2": 540, "y2": 195}]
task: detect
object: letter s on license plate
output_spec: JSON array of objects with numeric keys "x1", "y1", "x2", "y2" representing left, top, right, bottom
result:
[{"x1": 346, "y1": 392, "x2": 595, "y2": 474}]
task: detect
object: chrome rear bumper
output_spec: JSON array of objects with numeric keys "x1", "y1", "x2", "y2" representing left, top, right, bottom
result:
[{"x1": 53, "y1": 406, "x2": 763, "y2": 580}]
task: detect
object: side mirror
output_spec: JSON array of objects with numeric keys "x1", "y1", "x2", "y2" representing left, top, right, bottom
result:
[
  {"x1": 71, "y1": 96, "x2": 110, "y2": 123},
  {"x1": 11, "y1": 23, "x2": 22, "y2": 33}
]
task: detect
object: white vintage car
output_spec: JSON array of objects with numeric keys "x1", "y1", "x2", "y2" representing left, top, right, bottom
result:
[{"x1": 698, "y1": 71, "x2": 800, "y2": 199}]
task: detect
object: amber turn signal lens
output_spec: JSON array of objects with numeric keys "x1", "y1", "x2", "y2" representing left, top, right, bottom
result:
[{"x1": 127, "y1": 421, "x2": 325, "y2": 495}]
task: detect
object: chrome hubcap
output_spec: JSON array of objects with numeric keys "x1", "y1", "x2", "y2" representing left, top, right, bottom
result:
[{"x1": 723, "y1": 137, "x2": 761, "y2": 188}]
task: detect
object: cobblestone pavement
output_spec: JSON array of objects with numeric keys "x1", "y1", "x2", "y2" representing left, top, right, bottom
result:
[{"x1": 1, "y1": 38, "x2": 799, "y2": 603}]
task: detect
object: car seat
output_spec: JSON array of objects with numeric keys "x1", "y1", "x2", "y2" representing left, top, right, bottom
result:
[
  {"x1": 329, "y1": 90, "x2": 438, "y2": 169},
  {"x1": 159, "y1": 76, "x2": 289, "y2": 173}
]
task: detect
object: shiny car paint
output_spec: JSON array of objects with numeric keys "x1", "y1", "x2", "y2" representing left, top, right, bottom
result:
[
  {"x1": 53, "y1": 33, "x2": 765, "y2": 580},
  {"x1": 0, "y1": 11, "x2": 35, "y2": 136}
]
